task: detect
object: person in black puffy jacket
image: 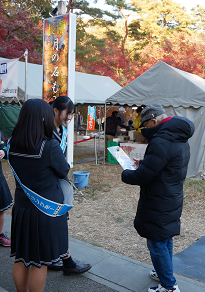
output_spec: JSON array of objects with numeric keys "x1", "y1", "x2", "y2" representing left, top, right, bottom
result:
[{"x1": 121, "y1": 104, "x2": 195, "y2": 292}]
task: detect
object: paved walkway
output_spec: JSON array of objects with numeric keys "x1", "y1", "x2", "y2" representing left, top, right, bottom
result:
[{"x1": 1, "y1": 215, "x2": 205, "y2": 292}]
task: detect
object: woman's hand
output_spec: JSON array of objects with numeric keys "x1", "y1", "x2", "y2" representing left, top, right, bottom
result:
[
  {"x1": 0, "y1": 150, "x2": 5, "y2": 160},
  {"x1": 133, "y1": 158, "x2": 140, "y2": 168}
]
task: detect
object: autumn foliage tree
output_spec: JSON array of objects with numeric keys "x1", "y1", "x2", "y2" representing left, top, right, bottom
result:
[
  {"x1": 0, "y1": 2, "x2": 43, "y2": 64},
  {"x1": 77, "y1": 38, "x2": 140, "y2": 86},
  {"x1": 1, "y1": 0, "x2": 205, "y2": 84},
  {"x1": 135, "y1": 32, "x2": 205, "y2": 78},
  {"x1": 76, "y1": 0, "x2": 204, "y2": 84},
  {"x1": 191, "y1": 5, "x2": 205, "y2": 32},
  {"x1": 9, "y1": 0, "x2": 54, "y2": 20},
  {"x1": 162, "y1": 33, "x2": 205, "y2": 77}
]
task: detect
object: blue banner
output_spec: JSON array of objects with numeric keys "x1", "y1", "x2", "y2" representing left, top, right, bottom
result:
[
  {"x1": 60, "y1": 125, "x2": 67, "y2": 153},
  {"x1": 87, "y1": 105, "x2": 96, "y2": 130}
]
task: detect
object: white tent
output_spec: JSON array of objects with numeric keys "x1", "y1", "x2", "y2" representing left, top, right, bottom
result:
[
  {"x1": 0, "y1": 58, "x2": 121, "y2": 104},
  {"x1": 75, "y1": 71, "x2": 121, "y2": 105},
  {"x1": 106, "y1": 61, "x2": 205, "y2": 179}
]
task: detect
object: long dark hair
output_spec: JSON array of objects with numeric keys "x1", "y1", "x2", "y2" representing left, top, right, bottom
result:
[
  {"x1": 49, "y1": 96, "x2": 74, "y2": 117},
  {"x1": 11, "y1": 99, "x2": 54, "y2": 153}
]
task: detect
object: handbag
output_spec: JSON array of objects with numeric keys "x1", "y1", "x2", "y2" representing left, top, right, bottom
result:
[{"x1": 59, "y1": 179, "x2": 74, "y2": 205}]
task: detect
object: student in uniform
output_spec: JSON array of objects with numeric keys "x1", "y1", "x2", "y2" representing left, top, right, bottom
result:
[
  {"x1": 9, "y1": 99, "x2": 70, "y2": 292},
  {"x1": 49, "y1": 96, "x2": 91, "y2": 274},
  {"x1": 0, "y1": 131, "x2": 13, "y2": 247},
  {"x1": 50, "y1": 96, "x2": 74, "y2": 155}
]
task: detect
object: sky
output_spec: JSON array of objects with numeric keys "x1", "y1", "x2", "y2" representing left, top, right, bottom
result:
[
  {"x1": 92, "y1": 0, "x2": 205, "y2": 12},
  {"x1": 176, "y1": 0, "x2": 205, "y2": 10}
]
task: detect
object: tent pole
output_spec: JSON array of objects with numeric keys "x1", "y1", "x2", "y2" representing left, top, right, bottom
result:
[
  {"x1": 103, "y1": 103, "x2": 106, "y2": 164},
  {"x1": 98, "y1": 106, "x2": 101, "y2": 164},
  {"x1": 75, "y1": 106, "x2": 78, "y2": 144},
  {"x1": 86, "y1": 106, "x2": 88, "y2": 136},
  {"x1": 24, "y1": 49, "x2": 28, "y2": 101},
  {"x1": 95, "y1": 135, "x2": 97, "y2": 164}
]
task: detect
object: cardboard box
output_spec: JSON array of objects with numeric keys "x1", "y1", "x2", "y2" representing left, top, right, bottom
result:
[
  {"x1": 113, "y1": 138, "x2": 123, "y2": 143},
  {"x1": 116, "y1": 136, "x2": 129, "y2": 142},
  {"x1": 128, "y1": 130, "x2": 139, "y2": 141},
  {"x1": 120, "y1": 142, "x2": 147, "y2": 160}
]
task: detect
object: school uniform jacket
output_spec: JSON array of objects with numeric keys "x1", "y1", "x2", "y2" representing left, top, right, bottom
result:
[
  {"x1": 53, "y1": 126, "x2": 67, "y2": 158},
  {"x1": 9, "y1": 138, "x2": 70, "y2": 207}
]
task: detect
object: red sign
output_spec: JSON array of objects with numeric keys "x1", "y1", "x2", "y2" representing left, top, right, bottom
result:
[{"x1": 87, "y1": 106, "x2": 96, "y2": 131}]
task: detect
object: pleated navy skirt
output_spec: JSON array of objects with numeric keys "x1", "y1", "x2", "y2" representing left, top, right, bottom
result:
[
  {"x1": 0, "y1": 172, "x2": 13, "y2": 212},
  {"x1": 11, "y1": 204, "x2": 69, "y2": 268}
]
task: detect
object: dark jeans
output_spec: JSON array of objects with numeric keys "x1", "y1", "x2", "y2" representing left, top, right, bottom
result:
[
  {"x1": 147, "y1": 238, "x2": 176, "y2": 289},
  {"x1": 76, "y1": 123, "x2": 81, "y2": 132}
]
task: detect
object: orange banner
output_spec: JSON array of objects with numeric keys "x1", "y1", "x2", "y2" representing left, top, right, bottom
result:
[{"x1": 87, "y1": 106, "x2": 96, "y2": 131}]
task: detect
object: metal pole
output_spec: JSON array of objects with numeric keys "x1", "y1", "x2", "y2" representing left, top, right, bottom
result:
[
  {"x1": 24, "y1": 49, "x2": 28, "y2": 101},
  {"x1": 66, "y1": 12, "x2": 76, "y2": 168},
  {"x1": 103, "y1": 103, "x2": 106, "y2": 164},
  {"x1": 75, "y1": 107, "x2": 78, "y2": 144},
  {"x1": 58, "y1": 0, "x2": 67, "y2": 14},
  {"x1": 86, "y1": 106, "x2": 88, "y2": 136},
  {"x1": 95, "y1": 136, "x2": 97, "y2": 165},
  {"x1": 98, "y1": 107, "x2": 101, "y2": 135},
  {"x1": 98, "y1": 106, "x2": 101, "y2": 162}
]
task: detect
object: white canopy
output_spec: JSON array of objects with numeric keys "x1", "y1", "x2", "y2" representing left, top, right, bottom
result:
[
  {"x1": 75, "y1": 71, "x2": 121, "y2": 105},
  {"x1": 106, "y1": 61, "x2": 205, "y2": 179},
  {"x1": 106, "y1": 61, "x2": 205, "y2": 108},
  {"x1": 0, "y1": 58, "x2": 121, "y2": 104}
]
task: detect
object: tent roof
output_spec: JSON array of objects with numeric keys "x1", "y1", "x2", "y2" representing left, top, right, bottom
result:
[
  {"x1": 0, "y1": 58, "x2": 121, "y2": 104},
  {"x1": 106, "y1": 61, "x2": 205, "y2": 108},
  {"x1": 74, "y1": 71, "x2": 121, "y2": 105}
]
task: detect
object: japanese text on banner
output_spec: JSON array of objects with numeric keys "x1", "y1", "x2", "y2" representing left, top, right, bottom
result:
[
  {"x1": 87, "y1": 106, "x2": 96, "y2": 131},
  {"x1": 43, "y1": 14, "x2": 69, "y2": 102}
]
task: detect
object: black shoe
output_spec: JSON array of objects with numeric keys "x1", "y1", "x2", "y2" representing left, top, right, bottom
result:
[
  {"x1": 63, "y1": 263, "x2": 91, "y2": 275},
  {"x1": 48, "y1": 261, "x2": 63, "y2": 271}
]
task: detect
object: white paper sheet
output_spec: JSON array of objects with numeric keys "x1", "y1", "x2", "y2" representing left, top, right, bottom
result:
[{"x1": 107, "y1": 146, "x2": 137, "y2": 170}]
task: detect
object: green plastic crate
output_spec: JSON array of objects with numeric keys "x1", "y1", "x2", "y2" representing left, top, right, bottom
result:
[{"x1": 107, "y1": 141, "x2": 118, "y2": 164}]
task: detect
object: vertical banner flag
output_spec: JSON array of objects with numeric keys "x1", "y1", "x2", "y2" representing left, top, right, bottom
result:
[
  {"x1": 43, "y1": 13, "x2": 76, "y2": 169},
  {"x1": 0, "y1": 59, "x2": 18, "y2": 98},
  {"x1": 43, "y1": 14, "x2": 69, "y2": 102},
  {"x1": 87, "y1": 106, "x2": 96, "y2": 131}
]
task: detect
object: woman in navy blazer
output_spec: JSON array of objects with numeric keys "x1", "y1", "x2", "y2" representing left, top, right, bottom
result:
[
  {"x1": 9, "y1": 99, "x2": 70, "y2": 292},
  {"x1": 0, "y1": 131, "x2": 13, "y2": 247},
  {"x1": 49, "y1": 96, "x2": 91, "y2": 275}
]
